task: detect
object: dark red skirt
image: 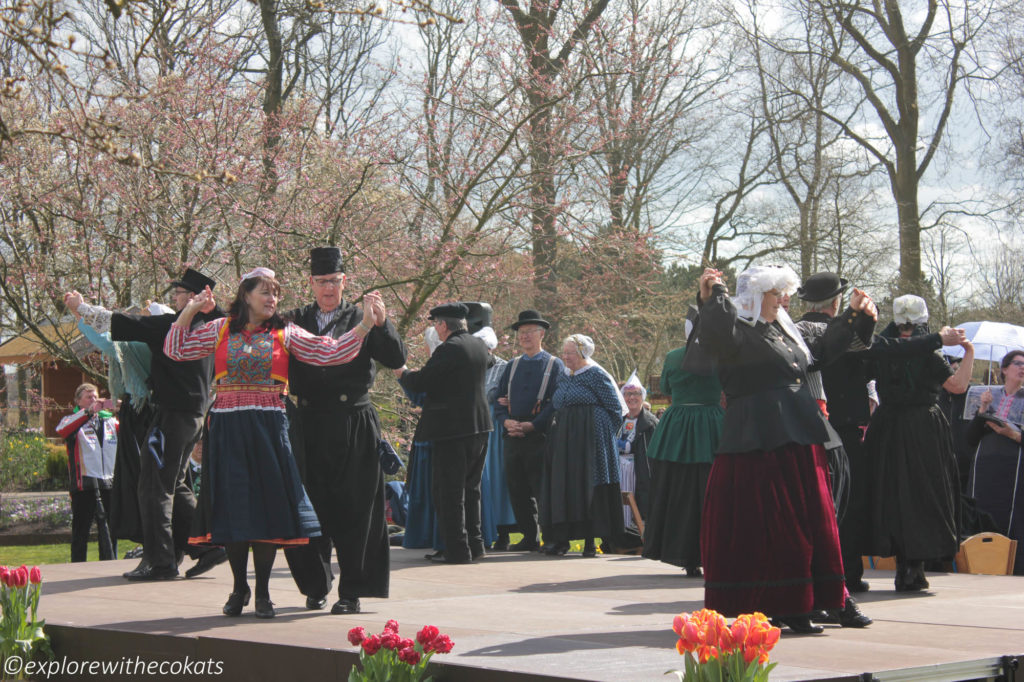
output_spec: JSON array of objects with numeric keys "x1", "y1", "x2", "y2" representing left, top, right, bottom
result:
[{"x1": 701, "y1": 443, "x2": 845, "y2": 616}]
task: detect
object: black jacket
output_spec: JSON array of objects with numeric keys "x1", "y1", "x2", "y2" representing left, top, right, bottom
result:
[
  {"x1": 110, "y1": 308, "x2": 222, "y2": 414},
  {"x1": 699, "y1": 284, "x2": 831, "y2": 453},
  {"x1": 287, "y1": 301, "x2": 406, "y2": 406},
  {"x1": 398, "y1": 329, "x2": 493, "y2": 441}
]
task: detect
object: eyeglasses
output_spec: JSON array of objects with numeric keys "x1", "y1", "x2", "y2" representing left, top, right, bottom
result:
[
  {"x1": 517, "y1": 328, "x2": 542, "y2": 336},
  {"x1": 1009, "y1": 360, "x2": 1024, "y2": 368},
  {"x1": 622, "y1": 392, "x2": 644, "y2": 398},
  {"x1": 312, "y1": 277, "x2": 344, "y2": 288},
  {"x1": 170, "y1": 288, "x2": 190, "y2": 297}
]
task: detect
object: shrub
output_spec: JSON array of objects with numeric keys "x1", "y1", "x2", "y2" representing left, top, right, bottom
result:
[
  {"x1": 45, "y1": 447, "x2": 69, "y2": 490},
  {"x1": 0, "y1": 431, "x2": 54, "y2": 492}
]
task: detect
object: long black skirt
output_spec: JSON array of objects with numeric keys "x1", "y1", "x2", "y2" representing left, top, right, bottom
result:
[
  {"x1": 110, "y1": 398, "x2": 154, "y2": 543},
  {"x1": 865, "y1": 404, "x2": 959, "y2": 560},
  {"x1": 642, "y1": 459, "x2": 710, "y2": 568}
]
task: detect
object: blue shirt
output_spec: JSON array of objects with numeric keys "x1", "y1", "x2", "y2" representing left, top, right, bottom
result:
[{"x1": 491, "y1": 351, "x2": 564, "y2": 433}]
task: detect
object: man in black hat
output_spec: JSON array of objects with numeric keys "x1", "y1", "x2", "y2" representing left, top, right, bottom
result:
[
  {"x1": 66, "y1": 267, "x2": 227, "y2": 580},
  {"x1": 490, "y1": 310, "x2": 564, "y2": 551},
  {"x1": 397, "y1": 302, "x2": 493, "y2": 563},
  {"x1": 284, "y1": 247, "x2": 406, "y2": 614}
]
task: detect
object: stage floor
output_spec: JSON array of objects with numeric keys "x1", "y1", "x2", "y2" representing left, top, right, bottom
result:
[{"x1": 28, "y1": 547, "x2": 1024, "y2": 681}]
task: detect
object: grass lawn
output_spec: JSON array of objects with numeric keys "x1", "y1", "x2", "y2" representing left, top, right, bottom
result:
[{"x1": 0, "y1": 542, "x2": 140, "y2": 566}]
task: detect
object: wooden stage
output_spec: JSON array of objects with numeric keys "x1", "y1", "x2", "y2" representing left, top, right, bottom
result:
[{"x1": 27, "y1": 547, "x2": 1024, "y2": 681}]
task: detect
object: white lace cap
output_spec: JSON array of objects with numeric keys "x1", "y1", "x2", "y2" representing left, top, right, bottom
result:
[
  {"x1": 621, "y1": 370, "x2": 646, "y2": 400},
  {"x1": 892, "y1": 295, "x2": 928, "y2": 325},
  {"x1": 733, "y1": 265, "x2": 800, "y2": 324}
]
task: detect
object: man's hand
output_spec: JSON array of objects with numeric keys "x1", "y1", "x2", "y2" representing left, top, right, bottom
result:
[
  {"x1": 979, "y1": 388, "x2": 993, "y2": 412},
  {"x1": 849, "y1": 288, "x2": 877, "y2": 321},
  {"x1": 699, "y1": 267, "x2": 725, "y2": 302}
]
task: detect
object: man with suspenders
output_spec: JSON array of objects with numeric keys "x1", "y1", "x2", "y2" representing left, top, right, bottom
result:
[{"x1": 491, "y1": 311, "x2": 564, "y2": 551}]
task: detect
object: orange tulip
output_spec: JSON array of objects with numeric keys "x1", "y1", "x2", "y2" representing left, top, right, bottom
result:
[
  {"x1": 673, "y1": 614, "x2": 686, "y2": 636},
  {"x1": 697, "y1": 644, "x2": 719, "y2": 664}
]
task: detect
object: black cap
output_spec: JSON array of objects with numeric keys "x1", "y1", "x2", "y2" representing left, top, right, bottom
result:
[
  {"x1": 509, "y1": 309, "x2": 551, "y2": 331},
  {"x1": 797, "y1": 272, "x2": 848, "y2": 302},
  {"x1": 428, "y1": 302, "x2": 469, "y2": 320},
  {"x1": 462, "y1": 302, "x2": 493, "y2": 334},
  {"x1": 310, "y1": 247, "x2": 345, "y2": 276},
  {"x1": 170, "y1": 268, "x2": 216, "y2": 294}
]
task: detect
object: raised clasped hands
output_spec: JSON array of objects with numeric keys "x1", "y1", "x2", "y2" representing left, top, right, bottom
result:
[
  {"x1": 63, "y1": 290, "x2": 85, "y2": 318},
  {"x1": 699, "y1": 267, "x2": 725, "y2": 301},
  {"x1": 849, "y1": 288, "x2": 878, "y2": 321},
  {"x1": 185, "y1": 286, "x2": 214, "y2": 314},
  {"x1": 362, "y1": 291, "x2": 386, "y2": 326},
  {"x1": 938, "y1": 326, "x2": 967, "y2": 347}
]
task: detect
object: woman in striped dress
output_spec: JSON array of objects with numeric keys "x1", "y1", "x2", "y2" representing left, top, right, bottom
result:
[{"x1": 165, "y1": 268, "x2": 381, "y2": 618}]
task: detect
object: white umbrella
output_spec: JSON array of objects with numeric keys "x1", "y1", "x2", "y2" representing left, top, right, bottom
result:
[{"x1": 943, "y1": 321, "x2": 1024, "y2": 362}]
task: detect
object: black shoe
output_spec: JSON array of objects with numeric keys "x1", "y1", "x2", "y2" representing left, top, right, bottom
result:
[
  {"x1": 424, "y1": 551, "x2": 444, "y2": 561},
  {"x1": 254, "y1": 597, "x2": 275, "y2": 619},
  {"x1": 491, "y1": 537, "x2": 511, "y2": 551},
  {"x1": 223, "y1": 589, "x2": 251, "y2": 616},
  {"x1": 683, "y1": 565, "x2": 703, "y2": 578},
  {"x1": 837, "y1": 597, "x2": 872, "y2": 628},
  {"x1": 508, "y1": 539, "x2": 539, "y2": 552},
  {"x1": 773, "y1": 616, "x2": 824, "y2": 634},
  {"x1": 185, "y1": 548, "x2": 228, "y2": 578},
  {"x1": 306, "y1": 595, "x2": 328, "y2": 610},
  {"x1": 895, "y1": 565, "x2": 929, "y2": 592},
  {"x1": 426, "y1": 552, "x2": 472, "y2": 564},
  {"x1": 812, "y1": 609, "x2": 838, "y2": 624},
  {"x1": 582, "y1": 542, "x2": 597, "y2": 558},
  {"x1": 331, "y1": 597, "x2": 361, "y2": 615},
  {"x1": 543, "y1": 541, "x2": 570, "y2": 556},
  {"x1": 123, "y1": 561, "x2": 178, "y2": 581},
  {"x1": 847, "y1": 579, "x2": 870, "y2": 593},
  {"x1": 471, "y1": 548, "x2": 486, "y2": 562}
]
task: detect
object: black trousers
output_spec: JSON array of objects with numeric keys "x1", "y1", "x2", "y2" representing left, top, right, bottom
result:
[
  {"x1": 138, "y1": 409, "x2": 203, "y2": 570},
  {"x1": 284, "y1": 403, "x2": 390, "y2": 600},
  {"x1": 433, "y1": 433, "x2": 488, "y2": 562},
  {"x1": 502, "y1": 431, "x2": 546, "y2": 544},
  {"x1": 70, "y1": 488, "x2": 116, "y2": 562},
  {"x1": 835, "y1": 423, "x2": 869, "y2": 585}
]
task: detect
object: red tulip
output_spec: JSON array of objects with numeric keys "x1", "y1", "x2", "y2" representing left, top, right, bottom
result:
[
  {"x1": 380, "y1": 632, "x2": 402, "y2": 650},
  {"x1": 400, "y1": 638, "x2": 415, "y2": 650},
  {"x1": 29, "y1": 566, "x2": 42, "y2": 585},
  {"x1": 432, "y1": 634, "x2": 454, "y2": 654},
  {"x1": 348, "y1": 626, "x2": 366, "y2": 646},
  {"x1": 361, "y1": 635, "x2": 382, "y2": 656},
  {"x1": 416, "y1": 625, "x2": 439, "y2": 646},
  {"x1": 398, "y1": 646, "x2": 421, "y2": 665},
  {"x1": 14, "y1": 567, "x2": 28, "y2": 588},
  {"x1": 0, "y1": 567, "x2": 10, "y2": 587},
  {"x1": 384, "y1": 619, "x2": 400, "y2": 634}
]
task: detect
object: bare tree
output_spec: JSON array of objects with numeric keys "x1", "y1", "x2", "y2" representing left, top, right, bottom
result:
[{"x1": 795, "y1": 0, "x2": 1009, "y2": 295}]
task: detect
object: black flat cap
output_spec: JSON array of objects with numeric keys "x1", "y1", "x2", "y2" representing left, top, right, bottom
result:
[
  {"x1": 170, "y1": 268, "x2": 216, "y2": 294},
  {"x1": 428, "y1": 302, "x2": 469, "y2": 320},
  {"x1": 509, "y1": 309, "x2": 551, "y2": 330},
  {"x1": 310, "y1": 247, "x2": 345, "y2": 276},
  {"x1": 797, "y1": 272, "x2": 848, "y2": 302}
]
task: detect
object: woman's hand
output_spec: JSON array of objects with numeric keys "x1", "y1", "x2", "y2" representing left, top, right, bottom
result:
[
  {"x1": 183, "y1": 286, "x2": 213, "y2": 316},
  {"x1": 987, "y1": 419, "x2": 1022, "y2": 443},
  {"x1": 64, "y1": 291, "x2": 85, "y2": 319},
  {"x1": 979, "y1": 388, "x2": 993, "y2": 412}
]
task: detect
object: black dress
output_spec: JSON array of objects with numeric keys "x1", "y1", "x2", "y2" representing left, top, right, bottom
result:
[{"x1": 864, "y1": 323, "x2": 959, "y2": 563}]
